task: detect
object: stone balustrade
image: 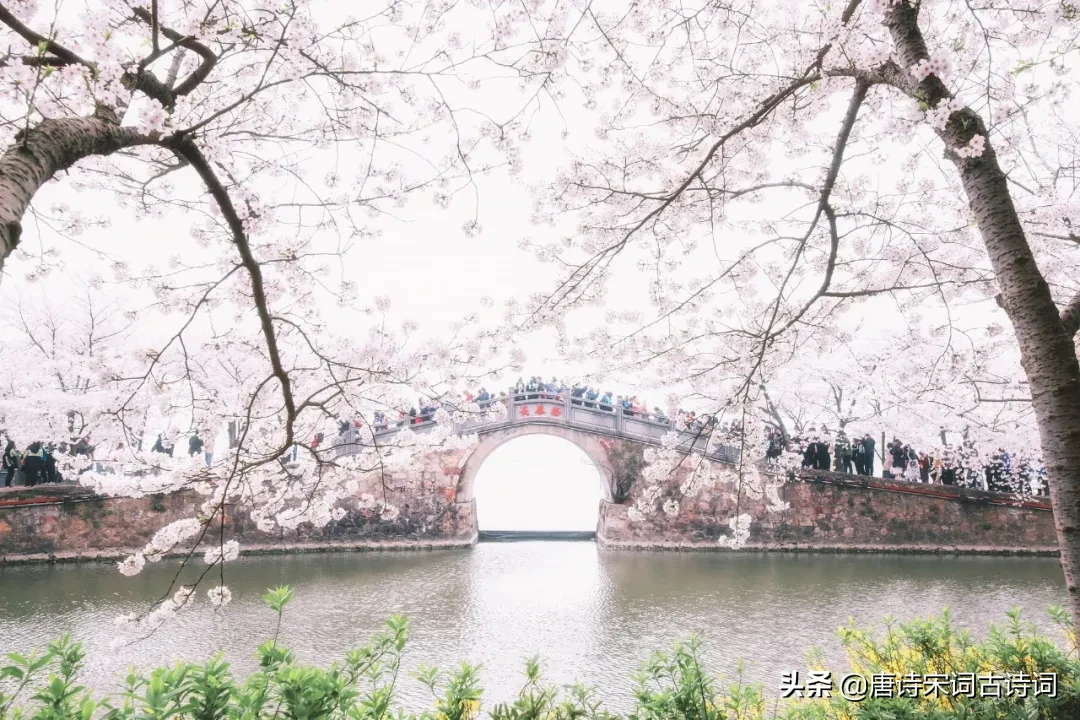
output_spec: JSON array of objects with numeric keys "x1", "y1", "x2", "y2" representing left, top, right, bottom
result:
[{"x1": 330, "y1": 391, "x2": 743, "y2": 463}]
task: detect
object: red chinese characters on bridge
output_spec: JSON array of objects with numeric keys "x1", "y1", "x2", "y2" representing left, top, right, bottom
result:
[{"x1": 518, "y1": 405, "x2": 561, "y2": 418}]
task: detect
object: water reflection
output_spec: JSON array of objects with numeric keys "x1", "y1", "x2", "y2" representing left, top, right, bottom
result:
[{"x1": 0, "y1": 544, "x2": 1067, "y2": 712}]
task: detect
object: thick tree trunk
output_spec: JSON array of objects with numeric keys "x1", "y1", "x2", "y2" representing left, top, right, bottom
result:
[
  {"x1": 0, "y1": 115, "x2": 153, "y2": 269},
  {"x1": 886, "y1": 2, "x2": 1080, "y2": 628}
]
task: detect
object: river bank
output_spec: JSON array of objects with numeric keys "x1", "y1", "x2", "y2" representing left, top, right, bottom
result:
[{"x1": 1, "y1": 537, "x2": 1061, "y2": 565}]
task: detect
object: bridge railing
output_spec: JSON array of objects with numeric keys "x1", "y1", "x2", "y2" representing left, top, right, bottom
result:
[{"x1": 329, "y1": 389, "x2": 743, "y2": 464}]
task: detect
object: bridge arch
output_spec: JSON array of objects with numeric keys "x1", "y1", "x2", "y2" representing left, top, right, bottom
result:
[{"x1": 457, "y1": 425, "x2": 617, "y2": 505}]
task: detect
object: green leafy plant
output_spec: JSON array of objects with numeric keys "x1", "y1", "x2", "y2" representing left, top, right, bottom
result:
[{"x1": 3, "y1": 593, "x2": 1079, "y2": 720}]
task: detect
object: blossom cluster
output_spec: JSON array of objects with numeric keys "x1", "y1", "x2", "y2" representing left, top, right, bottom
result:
[
  {"x1": 925, "y1": 97, "x2": 966, "y2": 132},
  {"x1": 853, "y1": 43, "x2": 892, "y2": 70},
  {"x1": 623, "y1": 402, "x2": 793, "y2": 549},
  {"x1": 144, "y1": 518, "x2": 205, "y2": 561},
  {"x1": 203, "y1": 540, "x2": 241, "y2": 565},
  {"x1": 910, "y1": 53, "x2": 951, "y2": 82},
  {"x1": 716, "y1": 514, "x2": 753, "y2": 549},
  {"x1": 109, "y1": 583, "x2": 231, "y2": 649},
  {"x1": 920, "y1": 96, "x2": 986, "y2": 159},
  {"x1": 954, "y1": 134, "x2": 987, "y2": 159}
]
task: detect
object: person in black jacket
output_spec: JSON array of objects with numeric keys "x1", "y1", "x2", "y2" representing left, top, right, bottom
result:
[
  {"x1": 852, "y1": 436, "x2": 865, "y2": 475},
  {"x1": 860, "y1": 434, "x2": 876, "y2": 477},
  {"x1": 886, "y1": 439, "x2": 907, "y2": 480},
  {"x1": 152, "y1": 433, "x2": 174, "y2": 457},
  {"x1": 801, "y1": 435, "x2": 815, "y2": 469},
  {"x1": 835, "y1": 431, "x2": 853, "y2": 473},
  {"x1": 21, "y1": 442, "x2": 46, "y2": 487},
  {"x1": 189, "y1": 432, "x2": 204, "y2": 457},
  {"x1": 814, "y1": 431, "x2": 832, "y2": 471},
  {"x1": 2, "y1": 440, "x2": 18, "y2": 487},
  {"x1": 765, "y1": 430, "x2": 783, "y2": 462}
]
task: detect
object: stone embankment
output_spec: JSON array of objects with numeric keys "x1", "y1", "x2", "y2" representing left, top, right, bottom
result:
[
  {"x1": 0, "y1": 466, "x2": 1058, "y2": 564},
  {"x1": 599, "y1": 470, "x2": 1057, "y2": 554},
  {"x1": 0, "y1": 484, "x2": 477, "y2": 564}
]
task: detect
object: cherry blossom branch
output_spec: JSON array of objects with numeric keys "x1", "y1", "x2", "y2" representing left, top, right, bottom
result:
[
  {"x1": 132, "y1": 7, "x2": 217, "y2": 99},
  {"x1": 166, "y1": 138, "x2": 297, "y2": 454},
  {"x1": 0, "y1": 4, "x2": 90, "y2": 67}
]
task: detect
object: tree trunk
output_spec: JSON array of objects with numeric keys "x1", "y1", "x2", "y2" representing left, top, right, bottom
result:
[
  {"x1": 0, "y1": 114, "x2": 153, "y2": 269},
  {"x1": 886, "y1": 1, "x2": 1080, "y2": 628},
  {"x1": 759, "y1": 382, "x2": 790, "y2": 443}
]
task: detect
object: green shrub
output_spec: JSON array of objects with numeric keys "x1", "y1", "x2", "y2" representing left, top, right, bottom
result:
[{"x1": 2, "y1": 588, "x2": 1078, "y2": 720}]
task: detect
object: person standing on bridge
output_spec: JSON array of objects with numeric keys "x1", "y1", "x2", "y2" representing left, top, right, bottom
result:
[
  {"x1": 861, "y1": 434, "x2": 876, "y2": 477},
  {"x1": 43, "y1": 443, "x2": 61, "y2": 484},
  {"x1": 801, "y1": 433, "x2": 816, "y2": 469},
  {"x1": 834, "y1": 431, "x2": 852, "y2": 473},
  {"x1": 152, "y1": 433, "x2": 174, "y2": 457},
  {"x1": 814, "y1": 430, "x2": 831, "y2": 471},
  {"x1": 886, "y1": 439, "x2": 905, "y2": 480},
  {"x1": 546, "y1": 378, "x2": 562, "y2": 400},
  {"x1": 765, "y1": 429, "x2": 783, "y2": 462},
  {"x1": 2, "y1": 439, "x2": 18, "y2": 487},
  {"x1": 571, "y1": 385, "x2": 585, "y2": 405},
  {"x1": 189, "y1": 432, "x2": 204, "y2": 458},
  {"x1": 20, "y1": 442, "x2": 46, "y2": 487},
  {"x1": 420, "y1": 401, "x2": 436, "y2": 422},
  {"x1": 851, "y1": 435, "x2": 865, "y2": 475}
]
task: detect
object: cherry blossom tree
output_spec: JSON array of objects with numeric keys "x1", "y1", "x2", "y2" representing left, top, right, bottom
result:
[
  {"x1": 0, "y1": 271, "x2": 516, "y2": 638},
  {"x1": 0, "y1": 0, "x2": 563, "y2": 622},
  {"x1": 522, "y1": 1, "x2": 1080, "y2": 624}
]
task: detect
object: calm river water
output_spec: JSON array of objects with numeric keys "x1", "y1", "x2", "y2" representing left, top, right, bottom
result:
[{"x1": 0, "y1": 543, "x2": 1068, "y2": 711}]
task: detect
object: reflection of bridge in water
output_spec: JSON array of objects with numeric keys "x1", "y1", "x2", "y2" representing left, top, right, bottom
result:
[{"x1": 333, "y1": 391, "x2": 743, "y2": 463}]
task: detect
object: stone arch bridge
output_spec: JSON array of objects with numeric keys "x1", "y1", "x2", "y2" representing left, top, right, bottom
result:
[
  {"x1": 314, "y1": 392, "x2": 1054, "y2": 550},
  {"x1": 332, "y1": 392, "x2": 741, "y2": 510},
  {"x1": 0, "y1": 393, "x2": 1058, "y2": 560}
]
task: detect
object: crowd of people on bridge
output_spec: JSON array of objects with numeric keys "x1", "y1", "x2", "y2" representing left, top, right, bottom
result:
[
  {"x1": 336, "y1": 378, "x2": 705, "y2": 440},
  {"x1": 329, "y1": 382, "x2": 1048, "y2": 498},
  {"x1": 767, "y1": 426, "x2": 1048, "y2": 496},
  {"x1": 2, "y1": 380, "x2": 1046, "y2": 501},
  {"x1": 1, "y1": 435, "x2": 93, "y2": 487},
  {"x1": 1, "y1": 426, "x2": 213, "y2": 488},
  {"x1": 150, "y1": 431, "x2": 215, "y2": 466}
]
